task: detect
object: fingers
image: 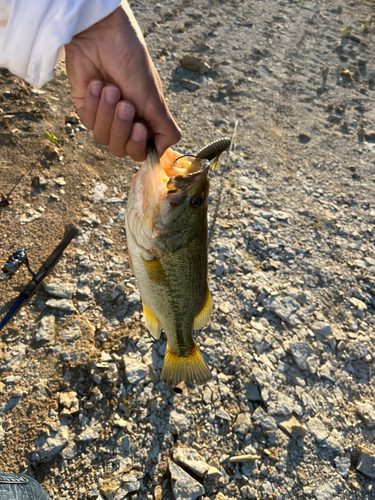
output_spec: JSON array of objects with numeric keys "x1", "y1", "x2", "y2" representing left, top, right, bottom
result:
[
  {"x1": 108, "y1": 101, "x2": 136, "y2": 158},
  {"x1": 92, "y1": 85, "x2": 121, "y2": 145},
  {"x1": 77, "y1": 81, "x2": 172, "y2": 161},
  {"x1": 154, "y1": 122, "x2": 182, "y2": 159},
  {"x1": 77, "y1": 82, "x2": 146, "y2": 160},
  {"x1": 108, "y1": 116, "x2": 147, "y2": 161},
  {"x1": 77, "y1": 80, "x2": 103, "y2": 129},
  {"x1": 125, "y1": 122, "x2": 148, "y2": 161}
]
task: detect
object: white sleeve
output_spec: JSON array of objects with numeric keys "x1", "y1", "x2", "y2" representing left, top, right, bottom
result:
[{"x1": 0, "y1": 0, "x2": 121, "y2": 88}]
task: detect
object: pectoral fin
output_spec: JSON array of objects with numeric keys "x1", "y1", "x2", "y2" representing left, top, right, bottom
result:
[
  {"x1": 193, "y1": 287, "x2": 212, "y2": 330},
  {"x1": 142, "y1": 302, "x2": 161, "y2": 339},
  {"x1": 142, "y1": 256, "x2": 166, "y2": 285}
]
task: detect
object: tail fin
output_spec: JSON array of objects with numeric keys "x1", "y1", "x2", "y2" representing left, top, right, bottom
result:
[{"x1": 162, "y1": 342, "x2": 212, "y2": 386}]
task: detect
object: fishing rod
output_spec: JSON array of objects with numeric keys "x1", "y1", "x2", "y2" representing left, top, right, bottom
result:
[
  {"x1": 0, "y1": 248, "x2": 35, "y2": 279},
  {"x1": 0, "y1": 174, "x2": 25, "y2": 209},
  {"x1": 208, "y1": 120, "x2": 238, "y2": 246},
  {"x1": 0, "y1": 226, "x2": 78, "y2": 332}
]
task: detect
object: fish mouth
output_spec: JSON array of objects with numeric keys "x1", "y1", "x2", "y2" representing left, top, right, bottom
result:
[{"x1": 147, "y1": 140, "x2": 209, "y2": 199}]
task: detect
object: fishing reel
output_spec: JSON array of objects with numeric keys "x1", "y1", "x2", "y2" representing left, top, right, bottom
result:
[{"x1": 1, "y1": 249, "x2": 35, "y2": 279}]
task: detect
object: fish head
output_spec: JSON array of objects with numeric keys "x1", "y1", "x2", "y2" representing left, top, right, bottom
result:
[{"x1": 127, "y1": 142, "x2": 210, "y2": 257}]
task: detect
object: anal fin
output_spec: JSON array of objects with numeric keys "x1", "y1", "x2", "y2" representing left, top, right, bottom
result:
[
  {"x1": 142, "y1": 302, "x2": 161, "y2": 339},
  {"x1": 193, "y1": 287, "x2": 212, "y2": 330},
  {"x1": 162, "y1": 342, "x2": 212, "y2": 386}
]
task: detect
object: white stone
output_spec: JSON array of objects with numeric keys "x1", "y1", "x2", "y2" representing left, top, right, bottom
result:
[
  {"x1": 61, "y1": 326, "x2": 81, "y2": 342},
  {"x1": 46, "y1": 298, "x2": 77, "y2": 313},
  {"x1": 35, "y1": 315, "x2": 55, "y2": 342},
  {"x1": 91, "y1": 182, "x2": 108, "y2": 203},
  {"x1": 169, "y1": 460, "x2": 205, "y2": 500},
  {"x1": 43, "y1": 278, "x2": 75, "y2": 299},
  {"x1": 307, "y1": 417, "x2": 329, "y2": 442},
  {"x1": 77, "y1": 426, "x2": 99, "y2": 442},
  {"x1": 123, "y1": 356, "x2": 149, "y2": 384},
  {"x1": 355, "y1": 402, "x2": 375, "y2": 428},
  {"x1": 311, "y1": 321, "x2": 331, "y2": 337},
  {"x1": 173, "y1": 448, "x2": 209, "y2": 478},
  {"x1": 289, "y1": 341, "x2": 313, "y2": 371}
]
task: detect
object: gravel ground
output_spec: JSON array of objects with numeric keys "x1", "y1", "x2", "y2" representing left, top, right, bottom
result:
[{"x1": 1, "y1": 0, "x2": 375, "y2": 499}]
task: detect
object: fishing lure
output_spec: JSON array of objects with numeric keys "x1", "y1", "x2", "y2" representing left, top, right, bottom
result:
[
  {"x1": 173, "y1": 137, "x2": 231, "y2": 171},
  {"x1": 196, "y1": 137, "x2": 231, "y2": 162}
]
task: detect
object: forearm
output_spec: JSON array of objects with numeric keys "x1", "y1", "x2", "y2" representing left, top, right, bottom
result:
[{"x1": 0, "y1": 0, "x2": 121, "y2": 87}]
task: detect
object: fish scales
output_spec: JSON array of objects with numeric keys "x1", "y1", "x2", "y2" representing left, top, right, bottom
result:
[{"x1": 160, "y1": 237, "x2": 207, "y2": 355}]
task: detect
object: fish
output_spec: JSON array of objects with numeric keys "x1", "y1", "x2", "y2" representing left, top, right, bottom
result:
[{"x1": 125, "y1": 140, "x2": 226, "y2": 386}]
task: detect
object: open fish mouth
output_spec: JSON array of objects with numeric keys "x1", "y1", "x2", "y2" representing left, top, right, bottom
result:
[
  {"x1": 146, "y1": 140, "x2": 210, "y2": 202},
  {"x1": 166, "y1": 165, "x2": 209, "y2": 193}
]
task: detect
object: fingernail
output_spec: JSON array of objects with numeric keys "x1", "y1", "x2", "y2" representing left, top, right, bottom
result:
[
  {"x1": 90, "y1": 81, "x2": 102, "y2": 97},
  {"x1": 105, "y1": 87, "x2": 120, "y2": 105},
  {"x1": 118, "y1": 102, "x2": 134, "y2": 121},
  {"x1": 131, "y1": 123, "x2": 145, "y2": 142}
]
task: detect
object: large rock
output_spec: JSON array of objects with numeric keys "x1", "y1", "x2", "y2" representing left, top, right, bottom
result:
[
  {"x1": 357, "y1": 452, "x2": 375, "y2": 478},
  {"x1": 277, "y1": 415, "x2": 308, "y2": 437},
  {"x1": 262, "y1": 295, "x2": 300, "y2": 323},
  {"x1": 181, "y1": 54, "x2": 205, "y2": 71},
  {"x1": 289, "y1": 341, "x2": 313, "y2": 371},
  {"x1": 311, "y1": 321, "x2": 331, "y2": 337},
  {"x1": 61, "y1": 325, "x2": 81, "y2": 342},
  {"x1": 91, "y1": 182, "x2": 108, "y2": 203},
  {"x1": 355, "y1": 402, "x2": 375, "y2": 428},
  {"x1": 170, "y1": 410, "x2": 191, "y2": 432},
  {"x1": 123, "y1": 355, "x2": 149, "y2": 384},
  {"x1": 35, "y1": 315, "x2": 55, "y2": 342},
  {"x1": 180, "y1": 79, "x2": 200, "y2": 91},
  {"x1": 77, "y1": 426, "x2": 100, "y2": 442},
  {"x1": 307, "y1": 417, "x2": 329, "y2": 442},
  {"x1": 33, "y1": 419, "x2": 69, "y2": 462},
  {"x1": 43, "y1": 278, "x2": 75, "y2": 299},
  {"x1": 59, "y1": 391, "x2": 79, "y2": 415},
  {"x1": 268, "y1": 394, "x2": 294, "y2": 416},
  {"x1": 173, "y1": 448, "x2": 210, "y2": 478},
  {"x1": 233, "y1": 412, "x2": 252, "y2": 434},
  {"x1": 169, "y1": 460, "x2": 205, "y2": 500},
  {"x1": 46, "y1": 298, "x2": 77, "y2": 313},
  {"x1": 251, "y1": 406, "x2": 277, "y2": 431}
]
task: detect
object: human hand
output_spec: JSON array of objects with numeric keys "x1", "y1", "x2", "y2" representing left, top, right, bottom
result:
[{"x1": 64, "y1": 2, "x2": 181, "y2": 161}]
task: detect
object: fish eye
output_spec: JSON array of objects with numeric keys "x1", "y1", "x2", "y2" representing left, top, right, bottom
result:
[{"x1": 190, "y1": 193, "x2": 204, "y2": 208}]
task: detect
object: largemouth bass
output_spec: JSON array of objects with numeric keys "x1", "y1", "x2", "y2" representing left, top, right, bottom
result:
[{"x1": 125, "y1": 140, "x2": 216, "y2": 386}]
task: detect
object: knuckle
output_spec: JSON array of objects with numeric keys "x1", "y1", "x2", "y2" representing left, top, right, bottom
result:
[{"x1": 172, "y1": 127, "x2": 182, "y2": 144}]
